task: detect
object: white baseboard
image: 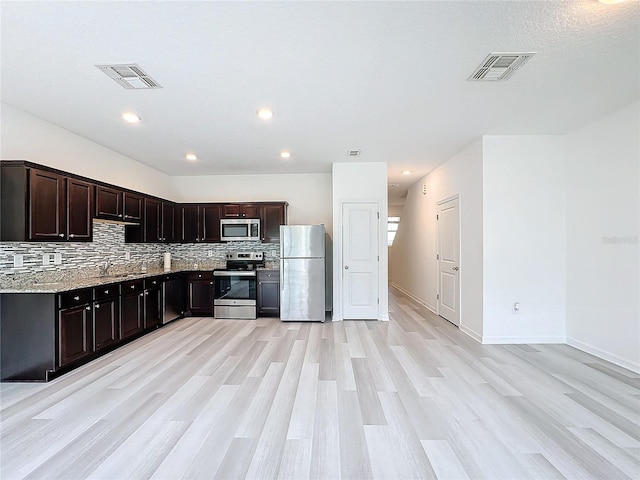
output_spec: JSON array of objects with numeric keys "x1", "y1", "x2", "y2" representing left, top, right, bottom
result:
[
  {"x1": 481, "y1": 335, "x2": 566, "y2": 345},
  {"x1": 389, "y1": 283, "x2": 432, "y2": 310},
  {"x1": 566, "y1": 337, "x2": 640, "y2": 374},
  {"x1": 460, "y1": 324, "x2": 482, "y2": 343}
]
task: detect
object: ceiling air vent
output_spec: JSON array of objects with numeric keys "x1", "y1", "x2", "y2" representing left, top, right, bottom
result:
[
  {"x1": 468, "y1": 52, "x2": 535, "y2": 81},
  {"x1": 95, "y1": 63, "x2": 162, "y2": 89},
  {"x1": 348, "y1": 150, "x2": 361, "y2": 157}
]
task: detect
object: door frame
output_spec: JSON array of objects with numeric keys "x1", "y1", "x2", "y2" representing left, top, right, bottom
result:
[{"x1": 436, "y1": 194, "x2": 461, "y2": 325}]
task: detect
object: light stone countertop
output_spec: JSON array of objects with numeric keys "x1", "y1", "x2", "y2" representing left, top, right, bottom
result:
[{"x1": 0, "y1": 264, "x2": 280, "y2": 294}]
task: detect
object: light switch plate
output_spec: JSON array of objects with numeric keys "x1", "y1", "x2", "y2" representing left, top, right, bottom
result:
[
  {"x1": 54, "y1": 252, "x2": 62, "y2": 265},
  {"x1": 42, "y1": 253, "x2": 52, "y2": 266},
  {"x1": 13, "y1": 254, "x2": 24, "y2": 268},
  {"x1": 125, "y1": 251, "x2": 131, "y2": 260}
]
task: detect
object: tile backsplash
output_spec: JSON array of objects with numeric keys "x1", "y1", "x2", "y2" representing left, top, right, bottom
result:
[{"x1": 0, "y1": 221, "x2": 280, "y2": 284}]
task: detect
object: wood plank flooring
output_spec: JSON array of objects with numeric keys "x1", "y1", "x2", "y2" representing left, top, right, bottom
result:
[{"x1": 2, "y1": 287, "x2": 639, "y2": 479}]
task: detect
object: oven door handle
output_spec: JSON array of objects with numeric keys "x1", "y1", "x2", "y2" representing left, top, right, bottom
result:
[{"x1": 214, "y1": 271, "x2": 257, "y2": 277}]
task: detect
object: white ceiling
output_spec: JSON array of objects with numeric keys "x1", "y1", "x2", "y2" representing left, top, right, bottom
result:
[{"x1": 1, "y1": 1, "x2": 638, "y2": 205}]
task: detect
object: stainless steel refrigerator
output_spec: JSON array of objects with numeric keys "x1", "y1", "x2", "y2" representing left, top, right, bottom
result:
[{"x1": 280, "y1": 224, "x2": 326, "y2": 322}]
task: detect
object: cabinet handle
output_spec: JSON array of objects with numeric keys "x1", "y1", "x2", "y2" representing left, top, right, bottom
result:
[
  {"x1": 119, "y1": 214, "x2": 123, "y2": 218},
  {"x1": 131, "y1": 285, "x2": 135, "y2": 289},
  {"x1": 59, "y1": 233, "x2": 64, "y2": 238},
  {"x1": 198, "y1": 274, "x2": 202, "y2": 278},
  {"x1": 104, "y1": 290, "x2": 109, "y2": 294},
  {"x1": 95, "y1": 304, "x2": 101, "y2": 309},
  {"x1": 139, "y1": 293, "x2": 144, "y2": 297},
  {"x1": 210, "y1": 282, "x2": 213, "y2": 285},
  {"x1": 74, "y1": 296, "x2": 80, "y2": 301},
  {"x1": 145, "y1": 292, "x2": 149, "y2": 296},
  {"x1": 69, "y1": 234, "x2": 75, "y2": 238},
  {"x1": 85, "y1": 306, "x2": 91, "y2": 310},
  {"x1": 152, "y1": 281, "x2": 157, "y2": 285}
]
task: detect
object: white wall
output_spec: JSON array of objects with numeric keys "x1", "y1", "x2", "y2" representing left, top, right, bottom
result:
[
  {"x1": 1, "y1": 103, "x2": 174, "y2": 199},
  {"x1": 332, "y1": 162, "x2": 388, "y2": 321},
  {"x1": 390, "y1": 139, "x2": 484, "y2": 339},
  {"x1": 171, "y1": 173, "x2": 333, "y2": 236},
  {"x1": 565, "y1": 101, "x2": 640, "y2": 372},
  {"x1": 482, "y1": 136, "x2": 566, "y2": 343}
]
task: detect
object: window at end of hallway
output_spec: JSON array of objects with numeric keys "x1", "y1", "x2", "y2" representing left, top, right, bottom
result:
[{"x1": 388, "y1": 216, "x2": 400, "y2": 246}]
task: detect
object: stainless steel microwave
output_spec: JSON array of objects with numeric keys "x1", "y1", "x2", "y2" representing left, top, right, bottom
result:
[{"x1": 220, "y1": 218, "x2": 260, "y2": 242}]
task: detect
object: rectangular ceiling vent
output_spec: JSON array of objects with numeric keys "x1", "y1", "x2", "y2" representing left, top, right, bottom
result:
[
  {"x1": 95, "y1": 63, "x2": 162, "y2": 89},
  {"x1": 348, "y1": 150, "x2": 361, "y2": 157},
  {"x1": 468, "y1": 52, "x2": 535, "y2": 81}
]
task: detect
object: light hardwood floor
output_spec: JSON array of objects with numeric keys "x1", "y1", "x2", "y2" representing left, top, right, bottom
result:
[{"x1": 2, "y1": 287, "x2": 639, "y2": 479}]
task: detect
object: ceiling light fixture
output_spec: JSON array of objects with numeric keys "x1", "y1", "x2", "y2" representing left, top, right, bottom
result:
[
  {"x1": 402, "y1": 170, "x2": 412, "y2": 175},
  {"x1": 121, "y1": 112, "x2": 141, "y2": 124},
  {"x1": 280, "y1": 151, "x2": 291, "y2": 159},
  {"x1": 598, "y1": 0, "x2": 625, "y2": 4},
  {"x1": 185, "y1": 153, "x2": 197, "y2": 161},
  {"x1": 257, "y1": 108, "x2": 274, "y2": 120}
]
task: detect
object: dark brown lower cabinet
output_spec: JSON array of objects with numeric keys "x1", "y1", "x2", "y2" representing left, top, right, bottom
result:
[
  {"x1": 121, "y1": 291, "x2": 144, "y2": 340},
  {"x1": 93, "y1": 297, "x2": 119, "y2": 351},
  {"x1": 58, "y1": 304, "x2": 93, "y2": 367},
  {"x1": 187, "y1": 272, "x2": 214, "y2": 316},
  {"x1": 257, "y1": 270, "x2": 280, "y2": 317},
  {"x1": 144, "y1": 284, "x2": 162, "y2": 329}
]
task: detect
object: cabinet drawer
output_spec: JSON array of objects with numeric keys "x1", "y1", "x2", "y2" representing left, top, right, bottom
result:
[
  {"x1": 94, "y1": 284, "x2": 119, "y2": 301},
  {"x1": 59, "y1": 288, "x2": 92, "y2": 309},
  {"x1": 144, "y1": 277, "x2": 161, "y2": 289},
  {"x1": 122, "y1": 279, "x2": 144, "y2": 294},
  {"x1": 188, "y1": 271, "x2": 213, "y2": 281},
  {"x1": 258, "y1": 270, "x2": 279, "y2": 281}
]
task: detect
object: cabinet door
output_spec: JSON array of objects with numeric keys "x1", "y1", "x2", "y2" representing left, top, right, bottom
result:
[
  {"x1": 144, "y1": 198, "x2": 162, "y2": 243},
  {"x1": 144, "y1": 286, "x2": 162, "y2": 329},
  {"x1": 95, "y1": 185, "x2": 123, "y2": 220},
  {"x1": 179, "y1": 205, "x2": 200, "y2": 242},
  {"x1": 188, "y1": 277, "x2": 214, "y2": 315},
  {"x1": 29, "y1": 169, "x2": 66, "y2": 241},
  {"x1": 123, "y1": 192, "x2": 144, "y2": 222},
  {"x1": 242, "y1": 204, "x2": 260, "y2": 218},
  {"x1": 93, "y1": 298, "x2": 119, "y2": 350},
  {"x1": 200, "y1": 204, "x2": 221, "y2": 242},
  {"x1": 58, "y1": 304, "x2": 92, "y2": 367},
  {"x1": 262, "y1": 203, "x2": 286, "y2": 243},
  {"x1": 67, "y1": 178, "x2": 93, "y2": 241},
  {"x1": 222, "y1": 204, "x2": 241, "y2": 217},
  {"x1": 258, "y1": 271, "x2": 280, "y2": 317},
  {"x1": 120, "y1": 292, "x2": 144, "y2": 339},
  {"x1": 162, "y1": 202, "x2": 176, "y2": 243}
]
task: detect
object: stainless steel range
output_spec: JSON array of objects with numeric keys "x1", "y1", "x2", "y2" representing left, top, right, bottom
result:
[{"x1": 213, "y1": 251, "x2": 264, "y2": 319}]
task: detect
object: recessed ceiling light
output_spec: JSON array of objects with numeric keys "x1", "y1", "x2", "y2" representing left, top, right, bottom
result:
[
  {"x1": 257, "y1": 108, "x2": 274, "y2": 120},
  {"x1": 280, "y1": 151, "x2": 291, "y2": 159},
  {"x1": 185, "y1": 153, "x2": 197, "y2": 161},
  {"x1": 402, "y1": 170, "x2": 412, "y2": 175},
  {"x1": 121, "y1": 112, "x2": 141, "y2": 123}
]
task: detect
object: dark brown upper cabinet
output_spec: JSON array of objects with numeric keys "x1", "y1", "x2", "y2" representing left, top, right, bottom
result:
[
  {"x1": 261, "y1": 203, "x2": 287, "y2": 243},
  {"x1": 95, "y1": 185, "x2": 122, "y2": 221},
  {"x1": 161, "y1": 202, "x2": 177, "y2": 243},
  {"x1": 222, "y1": 203, "x2": 260, "y2": 218},
  {"x1": 200, "y1": 204, "x2": 221, "y2": 242},
  {"x1": 66, "y1": 178, "x2": 94, "y2": 241},
  {"x1": 0, "y1": 162, "x2": 93, "y2": 242},
  {"x1": 95, "y1": 186, "x2": 142, "y2": 223},
  {"x1": 178, "y1": 204, "x2": 200, "y2": 242}
]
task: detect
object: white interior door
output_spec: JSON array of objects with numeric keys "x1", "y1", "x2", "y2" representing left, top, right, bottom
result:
[
  {"x1": 342, "y1": 202, "x2": 379, "y2": 319},
  {"x1": 437, "y1": 197, "x2": 460, "y2": 326}
]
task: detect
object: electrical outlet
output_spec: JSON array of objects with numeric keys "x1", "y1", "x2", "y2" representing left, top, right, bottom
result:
[
  {"x1": 13, "y1": 254, "x2": 23, "y2": 268},
  {"x1": 53, "y1": 252, "x2": 62, "y2": 265},
  {"x1": 125, "y1": 251, "x2": 131, "y2": 261},
  {"x1": 42, "y1": 253, "x2": 53, "y2": 266},
  {"x1": 513, "y1": 302, "x2": 520, "y2": 313},
  {"x1": 208, "y1": 250, "x2": 213, "y2": 257}
]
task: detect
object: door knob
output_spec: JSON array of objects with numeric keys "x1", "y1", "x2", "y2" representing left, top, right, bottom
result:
[
  {"x1": 452, "y1": 266, "x2": 459, "y2": 271},
  {"x1": 344, "y1": 265, "x2": 349, "y2": 270}
]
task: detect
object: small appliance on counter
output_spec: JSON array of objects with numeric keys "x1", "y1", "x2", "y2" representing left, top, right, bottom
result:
[
  {"x1": 163, "y1": 252, "x2": 171, "y2": 271},
  {"x1": 213, "y1": 251, "x2": 264, "y2": 319},
  {"x1": 280, "y1": 224, "x2": 326, "y2": 322}
]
